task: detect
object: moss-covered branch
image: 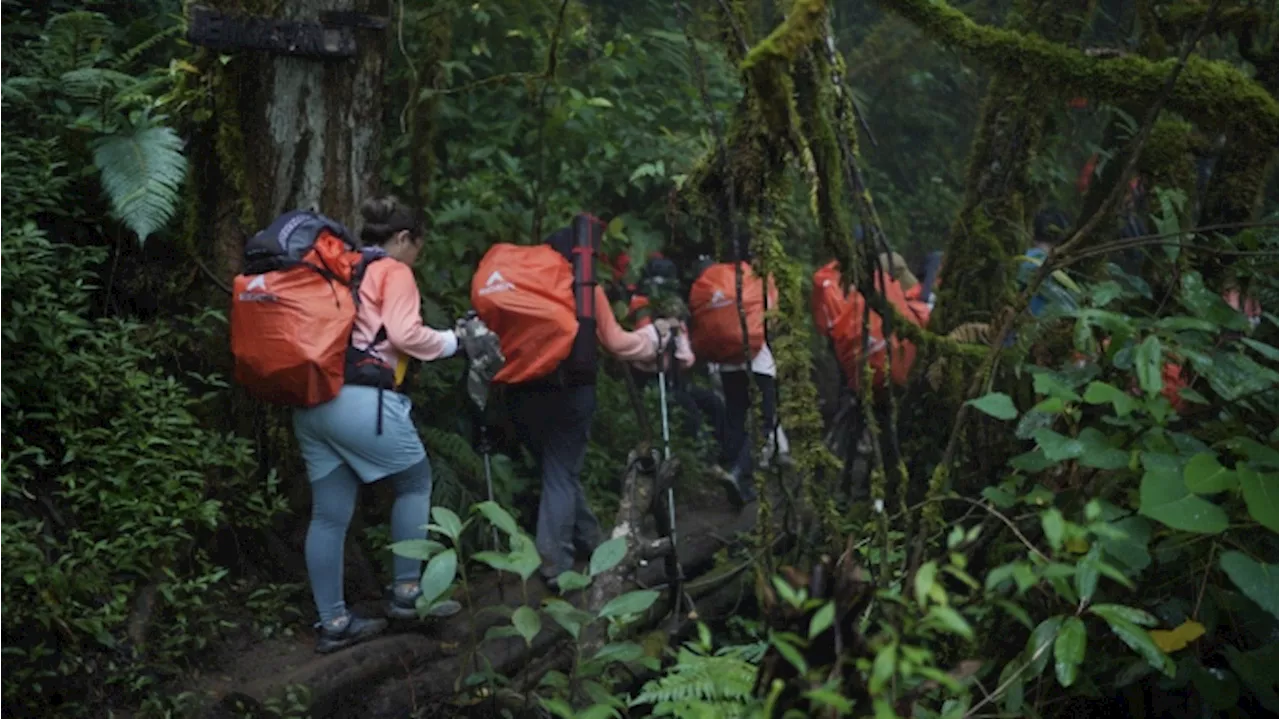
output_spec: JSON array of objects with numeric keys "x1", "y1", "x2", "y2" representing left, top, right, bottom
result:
[{"x1": 876, "y1": 0, "x2": 1277, "y2": 145}]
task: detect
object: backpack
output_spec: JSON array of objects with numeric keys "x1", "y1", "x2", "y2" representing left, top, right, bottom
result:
[
  {"x1": 829, "y1": 274, "x2": 922, "y2": 390},
  {"x1": 811, "y1": 261, "x2": 845, "y2": 339},
  {"x1": 688, "y1": 262, "x2": 777, "y2": 365},
  {"x1": 230, "y1": 210, "x2": 390, "y2": 407},
  {"x1": 471, "y1": 213, "x2": 602, "y2": 386}
]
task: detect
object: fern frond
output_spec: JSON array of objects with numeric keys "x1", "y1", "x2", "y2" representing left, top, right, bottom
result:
[
  {"x1": 114, "y1": 24, "x2": 184, "y2": 68},
  {"x1": 92, "y1": 122, "x2": 187, "y2": 242},
  {"x1": 421, "y1": 427, "x2": 485, "y2": 483},
  {"x1": 632, "y1": 648, "x2": 757, "y2": 718},
  {"x1": 59, "y1": 67, "x2": 138, "y2": 106},
  {"x1": 44, "y1": 12, "x2": 115, "y2": 74}
]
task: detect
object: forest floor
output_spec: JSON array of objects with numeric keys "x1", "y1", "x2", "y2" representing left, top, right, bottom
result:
[{"x1": 170, "y1": 475, "x2": 767, "y2": 719}]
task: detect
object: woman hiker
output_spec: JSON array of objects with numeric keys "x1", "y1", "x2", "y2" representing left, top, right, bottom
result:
[{"x1": 292, "y1": 196, "x2": 472, "y2": 654}]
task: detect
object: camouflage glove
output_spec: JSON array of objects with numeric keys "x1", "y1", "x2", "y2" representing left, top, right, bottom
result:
[{"x1": 455, "y1": 313, "x2": 504, "y2": 411}]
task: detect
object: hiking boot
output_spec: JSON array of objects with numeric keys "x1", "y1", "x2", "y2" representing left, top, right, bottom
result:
[
  {"x1": 315, "y1": 612, "x2": 387, "y2": 654},
  {"x1": 718, "y1": 467, "x2": 757, "y2": 508},
  {"x1": 387, "y1": 583, "x2": 463, "y2": 621}
]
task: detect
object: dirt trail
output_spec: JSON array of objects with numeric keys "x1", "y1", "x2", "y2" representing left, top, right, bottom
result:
[{"x1": 191, "y1": 494, "x2": 763, "y2": 718}]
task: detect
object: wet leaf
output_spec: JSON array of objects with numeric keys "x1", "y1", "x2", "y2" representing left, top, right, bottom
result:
[
  {"x1": 1183, "y1": 453, "x2": 1237, "y2": 494},
  {"x1": 598, "y1": 590, "x2": 659, "y2": 620},
  {"x1": 589, "y1": 536, "x2": 627, "y2": 577},
  {"x1": 389, "y1": 538, "x2": 445, "y2": 561},
  {"x1": 809, "y1": 601, "x2": 835, "y2": 639},
  {"x1": 1094, "y1": 611, "x2": 1175, "y2": 677},
  {"x1": 1054, "y1": 616, "x2": 1086, "y2": 687},
  {"x1": 475, "y1": 501, "x2": 520, "y2": 537},
  {"x1": 512, "y1": 605, "x2": 541, "y2": 647},
  {"x1": 1219, "y1": 551, "x2": 1279, "y2": 618},
  {"x1": 1135, "y1": 336, "x2": 1163, "y2": 395},
  {"x1": 968, "y1": 392, "x2": 1018, "y2": 420},
  {"x1": 1238, "y1": 466, "x2": 1279, "y2": 532},
  {"x1": 419, "y1": 549, "x2": 457, "y2": 606},
  {"x1": 1139, "y1": 467, "x2": 1228, "y2": 534}
]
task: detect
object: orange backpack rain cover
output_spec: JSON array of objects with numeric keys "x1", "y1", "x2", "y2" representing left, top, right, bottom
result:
[
  {"x1": 811, "y1": 261, "x2": 846, "y2": 338},
  {"x1": 472, "y1": 244, "x2": 578, "y2": 385},
  {"x1": 689, "y1": 262, "x2": 778, "y2": 364},
  {"x1": 230, "y1": 231, "x2": 361, "y2": 407},
  {"x1": 829, "y1": 274, "x2": 922, "y2": 390}
]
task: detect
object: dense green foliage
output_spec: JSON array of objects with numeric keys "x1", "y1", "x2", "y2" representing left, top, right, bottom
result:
[{"x1": 1, "y1": 0, "x2": 1276, "y2": 717}]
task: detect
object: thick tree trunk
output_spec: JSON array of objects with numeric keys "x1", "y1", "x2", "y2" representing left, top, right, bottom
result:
[{"x1": 204, "y1": 0, "x2": 390, "y2": 278}]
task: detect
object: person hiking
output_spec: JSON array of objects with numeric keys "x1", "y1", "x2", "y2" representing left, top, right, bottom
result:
[
  {"x1": 627, "y1": 255, "x2": 729, "y2": 472},
  {"x1": 287, "y1": 196, "x2": 477, "y2": 653},
  {"x1": 688, "y1": 249, "x2": 782, "y2": 506},
  {"x1": 1019, "y1": 208, "x2": 1079, "y2": 318},
  {"x1": 473, "y1": 214, "x2": 679, "y2": 589}
]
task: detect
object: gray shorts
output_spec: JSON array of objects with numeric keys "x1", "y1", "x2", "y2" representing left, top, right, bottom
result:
[{"x1": 292, "y1": 385, "x2": 427, "y2": 484}]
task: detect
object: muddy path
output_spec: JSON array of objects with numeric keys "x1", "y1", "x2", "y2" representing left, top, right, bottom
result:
[{"x1": 192, "y1": 491, "x2": 770, "y2": 719}]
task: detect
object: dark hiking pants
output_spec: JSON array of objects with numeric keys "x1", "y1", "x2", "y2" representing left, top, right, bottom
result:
[
  {"x1": 721, "y1": 370, "x2": 777, "y2": 481},
  {"x1": 507, "y1": 382, "x2": 603, "y2": 579},
  {"x1": 632, "y1": 368, "x2": 728, "y2": 458}
]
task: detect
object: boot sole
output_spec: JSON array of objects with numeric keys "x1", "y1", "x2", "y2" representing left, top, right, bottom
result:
[{"x1": 315, "y1": 619, "x2": 388, "y2": 654}]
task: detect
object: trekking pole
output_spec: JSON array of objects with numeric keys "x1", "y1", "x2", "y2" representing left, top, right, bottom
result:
[{"x1": 655, "y1": 326, "x2": 686, "y2": 623}]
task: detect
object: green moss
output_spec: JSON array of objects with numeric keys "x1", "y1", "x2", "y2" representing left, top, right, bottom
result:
[
  {"x1": 876, "y1": 0, "x2": 1278, "y2": 147},
  {"x1": 1138, "y1": 117, "x2": 1197, "y2": 198},
  {"x1": 739, "y1": 0, "x2": 826, "y2": 72}
]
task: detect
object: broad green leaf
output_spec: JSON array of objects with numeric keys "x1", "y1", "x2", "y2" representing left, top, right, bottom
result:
[
  {"x1": 484, "y1": 625, "x2": 521, "y2": 641},
  {"x1": 982, "y1": 484, "x2": 1017, "y2": 508},
  {"x1": 1033, "y1": 371, "x2": 1082, "y2": 401},
  {"x1": 1075, "y1": 545, "x2": 1102, "y2": 603},
  {"x1": 1225, "y1": 437, "x2": 1280, "y2": 469},
  {"x1": 1139, "y1": 467, "x2": 1228, "y2": 534},
  {"x1": 1219, "y1": 551, "x2": 1279, "y2": 618},
  {"x1": 1010, "y1": 448, "x2": 1058, "y2": 472},
  {"x1": 589, "y1": 641, "x2": 644, "y2": 668},
  {"x1": 419, "y1": 549, "x2": 457, "y2": 606},
  {"x1": 589, "y1": 536, "x2": 627, "y2": 577},
  {"x1": 539, "y1": 697, "x2": 576, "y2": 719},
  {"x1": 471, "y1": 550, "x2": 516, "y2": 574},
  {"x1": 1095, "y1": 612, "x2": 1175, "y2": 677},
  {"x1": 1099, "y1": 517, "x2": 1153, "y2": 572},
  {"x1": 1089, "y1": 603, "x2": 1157, "y2": 627},
  {"x1": 1135, "y1": 336, "x2": 1164, "y2": 395},
  {"x1": 508, "y1": 533, "x2": 542, "y2": 581},
  {"x1": 809, "y1": 601, "x2": 835, "y2": 639},
  {"x1": 1034, "y1": 429, "x2": 1084, "y2": 462},
  {"x1": 542, "y1": 598, "x2": 592, "y2": 640},
  {"x1": 475, "y1": 501, "x2": 520, "y2": 537},
  {"x1": 1041, "y1": 508, "x2": 1065, "y2": 551},
  {"x1": 430, "y1": 506, "x2": 464, "y2": 540},
  {"x1": 770, "y1": 633, "x2": 808, "y2": 673},
  {"x1": 1240, "y1": 337, "x2": 1280, "y2": 362},
  {"x1": 555, "y1": 570, "x2": 591, "y2": 594},
  {"x1": 1226, "y1": 643, "x2": 1279, "y2": 712},
  {"x1": 1183, "y1": 453, "x2": 1237, "y2": 494},
  {"x1": 915, "y1": 561, "x2": 938, "y2": 608},
  {"x1": 1238, "y1": 467, "x2": 1279, "y2": 532},
  {"x1": 870, "y1": 641, "x2": 897, "y2": 694},
  {"x1": 586, "y1": 96, "x2": 614, "y2": 107},
  {"x1": 1077, "y1": 427, "x2": 1130, "y2": 470},
  {"x1": 999, "y1": 659, "x2": 1025, "y2": 715},
  {"x1": 1027, "y1": 616, "x2": 1064, "y2": 676},
  {"x1": 994, "y1": 599, "x2": 1034, "y2": 630},
  {"x1": 512, "y1": 605, "x2": 541, "y2": 647},
  {"x1": 598, "y1": 590, "x2": 659, "y2": 620},
  {"x1": 1083, "y1": 381, "x2": 1138, "y2": 417},
  {"x1": 389, "y1": 538, "x2": 445, "y2": 561},
  {"x1": 926, "y1": 606, "x2": 974, "y2": 640},
  {"x1": 1054, "y1": 616, "x2": 1086, "y2": 687},
  {"x1": 968, "y1": 392, "x2": 1018, "y2": 420}
]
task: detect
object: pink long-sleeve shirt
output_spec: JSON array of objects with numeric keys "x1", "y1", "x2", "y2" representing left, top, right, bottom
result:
[
  {"x1": 353, "y1": 260, "x2": 458, "y2": 384},
  {"x1": 590, "y1": 286, "x2": 685, "y2": 366}
]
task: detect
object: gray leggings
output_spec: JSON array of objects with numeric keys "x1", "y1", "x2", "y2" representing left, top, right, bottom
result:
[{"x1": 305, "y1": 458, "x2": 432, "y2": 623}]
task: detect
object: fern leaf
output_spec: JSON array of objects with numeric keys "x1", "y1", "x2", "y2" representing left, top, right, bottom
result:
[
  {"x1": 92, "y1": 123, "x2": 187, "y2": 242},
  {"x1": 44, "y1": 12, "x2": 115, "y2": 74},
  {"x1": 633, "y1": 649, "x2": 757, "y2": 718},
  {"x1": 59, "y1": 67, "x2": 138, "y2": 106}
]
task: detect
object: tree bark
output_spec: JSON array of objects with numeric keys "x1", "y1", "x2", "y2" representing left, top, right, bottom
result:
[{"x1": 203, "y1": 0, "x2": 391, "y2": 278}]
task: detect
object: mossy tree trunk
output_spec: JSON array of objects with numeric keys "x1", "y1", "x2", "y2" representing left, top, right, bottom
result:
[
  {"x1": 928, "y1": 0, "x2": 1095, "y2": 333},
  {"x1": 200, "y1": 0, "x2": 391, "y2": 278}
]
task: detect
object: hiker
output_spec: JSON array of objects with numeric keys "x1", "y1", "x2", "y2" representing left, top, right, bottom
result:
[
  {"x1": 230, "y1": 197, "x2": 500, "y2": 654},
  {"x1": 472, "y1": 214, "x2": 680, "y2": 588},
  {"x1": 688, "y1": 256, "x2": 782, "y2": 505},
  {"x1": 288, "y1": 197, "x2": 480, "y2": 652},
  {"x1": 1019, "y1": 208, "x2": 1079, "y2": 317},
  {"x1": 627, "y1": 255, "x2": 729, "y2": 470}
]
